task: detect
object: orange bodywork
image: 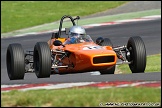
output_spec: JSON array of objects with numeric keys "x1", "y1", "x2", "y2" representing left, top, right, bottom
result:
[{"x1": 47, "y1": 38, "x2": 117, "y2": 73}]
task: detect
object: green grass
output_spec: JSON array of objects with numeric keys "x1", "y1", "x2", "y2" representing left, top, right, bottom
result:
[
  {"x1": 1, "y1": 9, "x2": 160, "y2": 38},
  {"x1": 1, "y1": 87, "x2": 161, "y2": 107},
  {"x1": 1, "y1": 1, "x2": 128, "y2": 33},
  {"x1": 117, "y1": 54, "x2": 161, "y2": 74}
]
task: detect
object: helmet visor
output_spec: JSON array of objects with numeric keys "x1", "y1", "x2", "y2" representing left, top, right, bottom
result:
[{"x1": 70, "y1": 32, "x2": 86, "y2": 37}]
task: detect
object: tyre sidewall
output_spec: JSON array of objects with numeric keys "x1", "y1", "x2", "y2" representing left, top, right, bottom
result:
[
  {"x1": 6, "y1": 44, "x2": 25, "y2": 80},
  {"x1": 34, "y1": 42, "x2": 51, "y2": 78},
  {"x1": 127, "y1": 36, "x2": 146, "y2": 73}
]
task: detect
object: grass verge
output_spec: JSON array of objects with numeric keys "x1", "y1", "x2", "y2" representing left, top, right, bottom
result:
[
  {"x1": 1, "y1": 87, "x2": 161, "y2": 107},
  {"x1": 1, "y1": 1, "x2": 128, "y2": 33},
  {"x1": 1, "y1": 9, "x2": 160, "y2": 38}
]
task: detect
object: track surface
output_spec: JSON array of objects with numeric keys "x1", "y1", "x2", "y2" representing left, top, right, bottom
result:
[{"x1": 1, "y1": 19, "x2": 161, "y2": 85}]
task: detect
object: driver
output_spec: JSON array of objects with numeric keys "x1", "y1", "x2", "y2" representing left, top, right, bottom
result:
[{"x1": 63, "y1": 26, "x2": 87, "y2": 45}]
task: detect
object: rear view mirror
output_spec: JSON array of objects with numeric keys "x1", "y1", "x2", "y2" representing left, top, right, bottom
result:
[{"x1": 53, "y1": 40, "x2": 62, "y2": 46}]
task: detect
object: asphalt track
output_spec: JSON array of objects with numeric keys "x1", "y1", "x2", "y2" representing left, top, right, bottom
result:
[{"x1": 1, "y1": 19, "x2": 161, "y2": 85}]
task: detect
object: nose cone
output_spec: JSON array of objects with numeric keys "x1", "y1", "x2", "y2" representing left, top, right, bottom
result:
[{"x1": 62, "y1": 43, "x2": 117, "y2": 73}]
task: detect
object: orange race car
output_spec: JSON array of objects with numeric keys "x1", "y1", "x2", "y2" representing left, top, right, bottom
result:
[{"x1": 6, "y1": 15, "x2": 146, "y2": 80}]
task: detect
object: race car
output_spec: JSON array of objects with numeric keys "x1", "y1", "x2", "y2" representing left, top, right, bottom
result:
[{"x1": 6, "y1": 15, "x2": 146, "y2": 80}]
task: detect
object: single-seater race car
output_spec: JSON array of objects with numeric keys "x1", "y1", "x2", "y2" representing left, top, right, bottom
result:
[{"x1": 6, "y1": 15, "x2": 146, "y2": 80}]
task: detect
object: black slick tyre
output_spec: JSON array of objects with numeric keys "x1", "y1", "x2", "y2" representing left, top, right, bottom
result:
[
  {"x1": 101, "y1": 38, "x2": 113, "y2": 46},
  {"x1": 34, "y1": 42, "x2": 51, "y2": 78},
  {"x1": 127, "y1": 36, "x2": 146, "y2": 73},
  {"x1": 6, "y1": 43, "x2": 25, "y2": 80}
]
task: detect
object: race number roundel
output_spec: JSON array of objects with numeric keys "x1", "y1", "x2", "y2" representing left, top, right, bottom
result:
[{"x1": 83, "y1": 45, "x2": 102, "y2": 50}]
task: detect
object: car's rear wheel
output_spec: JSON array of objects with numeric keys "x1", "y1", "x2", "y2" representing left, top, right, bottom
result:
[
  {"x1": 99, "y1": 38, "x2": 115, "y2": 74},
  {"x1": 6, "y1": 43, "x2": 25, "y2": 80},
  {"x1": 127, "y1": 36, "x2": 146, "y2": 73},
  {"x1": 34, "y1": 42, "x2": 51, "y2": 78},
  {"x1": 101, "y1": 38, "x2": 113, "y2": 46},
  {"x1": 99, "y1": 66, "x2": 116, "y2": 74}
]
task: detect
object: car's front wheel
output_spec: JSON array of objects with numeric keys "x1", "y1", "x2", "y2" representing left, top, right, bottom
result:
[
  {"x1": 127, "y1": 36, "x2": 146, "y2": 73},
  {"x1": 34, "y1": 42, "x2": 51, "y2": 78},
  {"x1": 6, "y1": 43, "x2": 25, "y2": 80}
]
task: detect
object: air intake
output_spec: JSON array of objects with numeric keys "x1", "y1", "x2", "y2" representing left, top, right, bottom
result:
[{"x1": 93, "y1": 56, "x2": 115, "y2": 64}]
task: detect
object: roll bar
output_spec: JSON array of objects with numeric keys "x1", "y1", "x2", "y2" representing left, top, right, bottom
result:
[{"x1": 57, "y1": 15, "x2": 80, "y2": 38}]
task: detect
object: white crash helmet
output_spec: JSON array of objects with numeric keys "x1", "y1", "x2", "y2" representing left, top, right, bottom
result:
[{"x1": 68, "y1": 26, "x2": 86, "y2": 38}]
